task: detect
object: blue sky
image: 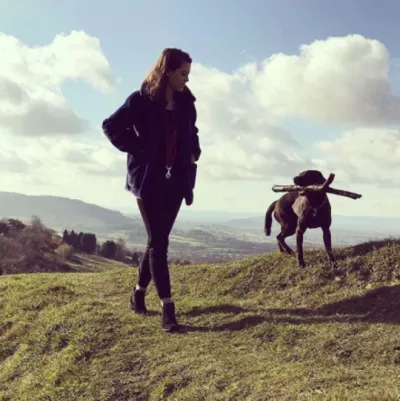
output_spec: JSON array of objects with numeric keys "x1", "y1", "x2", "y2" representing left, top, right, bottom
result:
[
  {"x1": 4, "y1": 1, "x2": 400, "y2": 65},
  {"x1": 1, "y1": 0, "x2": 400, "y2": 216},
  {"x1": 4, "y1": 0, "x2": 400, "y2": 144}
]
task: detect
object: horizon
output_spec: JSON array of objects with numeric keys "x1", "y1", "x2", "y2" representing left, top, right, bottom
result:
[
  {"x1": 1, "y1": 189, "x2": 400, "y2": 221},
  {"x1": 1, "y1": 1, "x2": 400, "y2": 217}
]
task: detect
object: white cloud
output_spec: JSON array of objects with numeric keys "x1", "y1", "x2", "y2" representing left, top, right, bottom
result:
[
  {"x1": 0, "y1": 148, "x2": 31, "y2": 173},
  {"x1": 0, "y1": 132, "x2": 133, "y2": 214},
  {"x1": 251, "y1": 34, "x2": 399, "y2": 125},
  {"x1": 315, "y1": 128, "x2": 400, "y2": 187},
  {"x1": 190, "y1": 64, "x2": 314, "y2": 180},
  {"x1": 189, "y1": 34, "x2": 400, "y2": 181},
  {"x1": 25, "y1": 137, "x2": 125, "y2": 176},
  {"x1": 199, "y1": 132, "x2": 315, "y2": 180},
  {"x1": 0, "y1": 134, "x2": 126, "y2": 194},
  {"x1": 0, "y1": 30, "x2": 116, "y2": 137}
]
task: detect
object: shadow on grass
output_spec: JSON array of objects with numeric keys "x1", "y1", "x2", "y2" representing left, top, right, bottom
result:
[
  {"x1": 181, "y1": 284, "x2": 400, "y2": 333},
  {"x1": 184, "y1": 304, "x2": 255, "y2": 317}
]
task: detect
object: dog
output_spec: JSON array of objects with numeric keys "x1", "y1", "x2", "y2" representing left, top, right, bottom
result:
[{"x1": 264, "y1": 170, "x2": 337, "y2": 268}]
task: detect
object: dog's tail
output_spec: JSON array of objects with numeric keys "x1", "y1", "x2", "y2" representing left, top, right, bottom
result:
[{"x1": 264, "y1": 200, "x2": 277, "y2": 236}]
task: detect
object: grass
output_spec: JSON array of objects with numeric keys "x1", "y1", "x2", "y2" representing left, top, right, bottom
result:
[
  {"x1": 2, "y1": 238, "x2": 400, "y2": 400},
  {"x1": 67, "y1": 253, "x2": 129, "y2": 273}
]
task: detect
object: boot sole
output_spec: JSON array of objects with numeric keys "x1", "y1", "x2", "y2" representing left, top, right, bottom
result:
[
  {"x1": 133, "y1": 309, "x2": 148, "y2": 314},
  {"x1": 162, "y1": 324, "x2": 180, "y2": 333}
]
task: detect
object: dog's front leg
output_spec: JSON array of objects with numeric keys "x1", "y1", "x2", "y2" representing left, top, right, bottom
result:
[
  {"x1": 322, "y1": 226, "x2": 337, "y2": 267},
  {"x1": 296, "y1": 221, "x2": 307, "y2": 268}
]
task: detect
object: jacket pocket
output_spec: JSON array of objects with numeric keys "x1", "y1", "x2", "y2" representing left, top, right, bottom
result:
[{"x1": 127, "y1": 152, "x2": 148, "y2": 190}]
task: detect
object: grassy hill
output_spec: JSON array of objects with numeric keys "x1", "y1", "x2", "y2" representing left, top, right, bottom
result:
[{"x1": 2, "y1": 238, "x2": 400, "y2": 400}]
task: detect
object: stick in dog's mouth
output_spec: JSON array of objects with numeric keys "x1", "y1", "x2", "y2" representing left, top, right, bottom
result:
[{"x1": 271, "y1": 172, "x2": 362, "y2": 200}]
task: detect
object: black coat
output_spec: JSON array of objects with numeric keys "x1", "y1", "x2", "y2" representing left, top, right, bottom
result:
[{"x1": 102, "y1": 85, "x2": 201, "y2": 206}]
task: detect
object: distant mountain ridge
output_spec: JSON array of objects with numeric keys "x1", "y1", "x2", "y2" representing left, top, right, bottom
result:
[
  {"x1": 0, "y1": 191, "x2": 136, "y2": 231},
  {"x1": 0, "y1": 191, "x2": 274, "y2": 262},
  {"x1": 226, "y1": 214, "x2": 400, "y2": 235},
  {"x1": 1, "y1": 191, "x2": 397, "y2": 263}
]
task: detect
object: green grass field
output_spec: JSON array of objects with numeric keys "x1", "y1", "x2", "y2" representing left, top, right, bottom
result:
[{"x1": 2, "y1": 240, "x2": 400, "y2": 400}]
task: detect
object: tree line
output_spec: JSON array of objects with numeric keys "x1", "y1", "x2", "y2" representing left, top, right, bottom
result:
[{"x1": 62, "y1": 229, "x2": 142, "y2": 263}]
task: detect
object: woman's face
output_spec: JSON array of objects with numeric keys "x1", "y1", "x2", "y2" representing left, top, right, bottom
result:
[{"x1": 166, "y1": 62, "x2": 191, "y2": 92}]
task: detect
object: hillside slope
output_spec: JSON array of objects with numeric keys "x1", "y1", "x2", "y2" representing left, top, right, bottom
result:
[
  {"x1": 0, "y1": 192, "x2": 273, "y2": 262},
  {"x1": 2, "y1": 239, "x2": 400, "y2": 400},
  {"x1": 0, "y1": 191, "x2": 136, "y2": 232}
]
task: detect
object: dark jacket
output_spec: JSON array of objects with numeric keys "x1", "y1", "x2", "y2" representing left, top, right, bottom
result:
[{"x1": 101, "y1": 85, "x2": 201, "y2": 206}]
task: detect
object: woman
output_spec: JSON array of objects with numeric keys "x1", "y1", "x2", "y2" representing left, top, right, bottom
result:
[{"x1": 102, "y1": 48, "x2": 201, "y2": 332}]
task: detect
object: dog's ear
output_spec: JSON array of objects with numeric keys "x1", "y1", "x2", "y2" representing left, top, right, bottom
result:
[
  {"x1": 293, "y1": 170, "x2": 307, "y2": 186},
  {"x1": 314, "y1": 171, "x2": 326, "y2": 185}
]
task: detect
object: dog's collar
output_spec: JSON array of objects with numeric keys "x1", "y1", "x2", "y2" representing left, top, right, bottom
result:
[{"x1": 309, "y1": 197, "x2": 328, "y2": 217}]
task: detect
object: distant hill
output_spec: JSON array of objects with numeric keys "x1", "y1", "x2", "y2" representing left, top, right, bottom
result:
[
  {"x1": 0, "y1": 191, "x2": 274, "y2": 263},
  {"x1": 2, "y1": 191, "x2": 394, "y2": 263},
  {"x1": 226, "y1": 214, "x2": 400, "y2": 235},
  {"x1": 0, "y1": 191, "x2": 139, "y2": 232}
]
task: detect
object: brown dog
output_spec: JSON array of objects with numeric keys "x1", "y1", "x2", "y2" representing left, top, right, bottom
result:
[{"x1": 264, "y1": 170, "x2": 337, "y2": 268}]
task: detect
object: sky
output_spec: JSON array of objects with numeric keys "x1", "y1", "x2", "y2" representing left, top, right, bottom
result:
[{"x1": 1, "y1": 0, "x2": 400, "y2": 216}]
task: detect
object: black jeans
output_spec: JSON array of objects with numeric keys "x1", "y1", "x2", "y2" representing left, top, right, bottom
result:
[{"x1": 136, "y1": 180, "x2": 183, "y2": 299}]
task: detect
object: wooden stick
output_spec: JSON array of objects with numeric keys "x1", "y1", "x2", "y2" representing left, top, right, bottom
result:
[
  {"x1": 321, "y1": 173, "x2": 335, "y2": 190},
  {"x1": 272, "y1": 184, "x2": 324, "y2": 193},
  {"x1": 298, "y1": 173, "x2": 336, "y2": 195},
  {"x1": 326, "y1": 187, "x2": 362, "y2": 199},
  {"x1": 272, "y1": 181, "x2": 362, "y2": 200}
]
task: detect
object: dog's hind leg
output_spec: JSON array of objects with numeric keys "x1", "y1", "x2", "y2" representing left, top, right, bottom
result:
[
  {"x1": 277, "y1": 237, "x2": 286, "y2": 253},
  {"x1": 277, "y1": 223, "x2": 296, "y2": 255}
]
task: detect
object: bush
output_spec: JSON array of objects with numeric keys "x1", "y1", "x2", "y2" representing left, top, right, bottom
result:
[
  {"x1": 0, "y1": 216, "x2": 72, "y2": 275},
  {"x1": 131, "y1": 251, "x2": 142, "y2": 266},
  {"x1": 0, "y1": 218, "x2": 26, "y2": 236},
  {"x1": 81, "y1": 233, "x2": 97, "y2": 253},
  {"x1": 101, "y1": 240, "x2": 117, "y2": 259},
  {"x1": 0, "y1": 236, "x2": 24, "y2": 274},
  {"x1": 55, "y1": 244, "x2": 75, "y2": 261},
  {"x1": 115, "y1": 238, "x2": 129, "y2": 262},
  {"x1": 51, "y1": 234, "x2": 62, "y2": 250},
  {"x1": 12, "y1": 216, "x2": 56, "y2": 252}
]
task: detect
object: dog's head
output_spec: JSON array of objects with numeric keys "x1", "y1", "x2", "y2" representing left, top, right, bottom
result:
[{"x1": 293, "y1": 170, "x2": 326, "y2": 187}]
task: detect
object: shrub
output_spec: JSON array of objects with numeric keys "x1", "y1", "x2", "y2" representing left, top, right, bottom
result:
[
  {"x1": 55, "y1": 244, "x2": 75, "y2": 261},
  {"x1": 0, "y1": 236, "x2": 24, "y2": 274},
  {"x1": 80, "y1": 233, "x2": 97, "y2": 253},
  {"x1": 51, "y1": 234, "x2": 62, "y2": 250},
  {"x1": 114, "y1": 238, "x2": 129, "y2": 262},
  {"x1": 0, "y1": 216, "x2": 72, "y2": 274},
  {"x1": 101, "y1": 240, "x2": 117, "y2": 259}
]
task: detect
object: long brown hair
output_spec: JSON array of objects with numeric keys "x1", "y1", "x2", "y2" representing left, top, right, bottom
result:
[{"x1": 142, "y1": 48, "x2": 192, "y2": 101}]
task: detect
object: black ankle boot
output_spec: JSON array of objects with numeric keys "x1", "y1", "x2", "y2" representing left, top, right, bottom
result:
[
  {"x1": 130, "y1": 289, "x2": 147, "y2": 314},
  {"x1": 162, "y1": 302, "x2": 179, "y2": 332}
]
